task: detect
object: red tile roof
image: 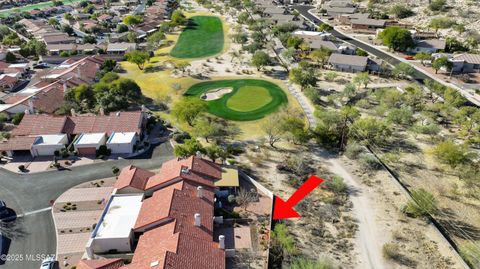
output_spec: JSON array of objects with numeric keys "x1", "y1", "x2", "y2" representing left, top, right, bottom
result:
[
  {"x1": 114, "y1": 165, "x2": 155, "y2": 191},
  {"x1": 66, "y1": 111, "x2": 144, "y2": 136},
  {"x1": 125, "y1": 221, "x2": 179, "y2": 269},
  {"x1": 12, "y1": 111, "x2": 144, "y2": 137},
  {"x1": 0, "y1": 136, "x2": 36, "y2": 151},
  {"x1": 146, "y1": 156, "x2": 221, "y2": 190},
  {"x1": 77, "y1": 258, "x2": 124, "y2": 269},
  {"x1": 11, "y1": 114, "x2": 68, "y2": 137},
  {"x1": 125, "y1": 220, "x2": 224, "y2": 269}
]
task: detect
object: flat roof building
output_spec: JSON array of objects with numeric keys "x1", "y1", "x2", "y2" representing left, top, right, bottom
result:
[{"x1": 86, "y1": 194, "x2": 144, "y2": 254}]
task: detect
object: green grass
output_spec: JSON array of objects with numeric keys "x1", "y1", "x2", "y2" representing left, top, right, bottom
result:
[
  {"x1": 0, "y1": 0, "x2": 83, "y2": 17},
  {"x1": 185, "y1": 79, "x2": 288, "y2": 121},
  {"x1": 170, "y1": 16, "x2": 224, "y2": 59},
  {"x1": 226, "y1": 86, "x2": 273, "y2": 112}
]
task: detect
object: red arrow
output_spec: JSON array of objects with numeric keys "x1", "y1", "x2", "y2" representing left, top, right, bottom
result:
[{"x1": 273, "y1": 175, "x2": 324, "y2": 220}]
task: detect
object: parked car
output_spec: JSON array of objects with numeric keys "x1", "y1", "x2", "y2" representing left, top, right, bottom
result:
[
  {"x1": 404, "y1": 56, "x2": 415, "y2": 60},
  {"x1": 40, "y1": 257, "x2": 57, "y2": 269}
]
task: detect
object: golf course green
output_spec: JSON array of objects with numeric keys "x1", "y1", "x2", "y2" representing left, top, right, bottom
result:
[
  {"x1": 170, "y1": 16, "x2": 224, "y2": 59},
  {"x1": 185, "y1": 79, "x2": 288, "y2": 121}
]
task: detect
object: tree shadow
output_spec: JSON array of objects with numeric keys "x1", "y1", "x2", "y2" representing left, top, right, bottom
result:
[
  {"x1": 437, "y1": 218, "x2": 480, "y2": 240},
  {"x1": 184, "y1": 19, "x2": 199, "y2": 30},
  {"x1": 144, "y1": 65, "x2": 166, "y2": 73}
]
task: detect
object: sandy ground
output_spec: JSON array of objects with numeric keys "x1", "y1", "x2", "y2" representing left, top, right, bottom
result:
[
  {"x1": 236, "y1": 140, "x2": 466, "y2": 268},
  {"x1": 202, "y1": 87, "x2": 233, "y2": 100}
]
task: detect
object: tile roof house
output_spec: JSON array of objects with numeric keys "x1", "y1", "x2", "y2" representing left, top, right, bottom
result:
[
  {"x1": 81, "y1": 156, "x2": 228, "y2": 269},
  {"x1": 124, "y1": 221, "x2": 225, "y2": 269},
  {"x1": 77, "y1": 258, "x2": 125, "y2": 269},
  {"x1": 0, "y1": 111, "x2": 145, "y2": 156},
  {"x1": 114, "y1": 165, "x2": 156, "y2": 192},
  {"x1": 145, "y1": 156, "x2": 222, "y2": 192}
]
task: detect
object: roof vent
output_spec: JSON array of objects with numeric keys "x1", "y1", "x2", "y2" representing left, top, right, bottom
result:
[
  {"x1": 181, "y1": 166, "x2": 189, "y2": 174},
  {"x1": 194, "y1": 213, "x2": 201, "y2": 227},
  {"x1": 197, "y1": 186, "x2": 203, "y2": 198},
  {"x1": 219, "y1": 235, "x2": 225, "y2": 249},
  {"x1": 150, "y1": 260, "x2": 159, "y2": 267},
  {"x1": 116, "y1": 111, "x2": 121, "y2": 117}
]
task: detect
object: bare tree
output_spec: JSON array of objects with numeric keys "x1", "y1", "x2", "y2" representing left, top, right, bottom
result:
[{"x1": 264, "y1": 114, "x2": 284, "y2": 148}]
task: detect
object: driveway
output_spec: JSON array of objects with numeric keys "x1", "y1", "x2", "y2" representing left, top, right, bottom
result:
[{"x1": 0, "y1": 142, "x2": 174, "y2": 269}]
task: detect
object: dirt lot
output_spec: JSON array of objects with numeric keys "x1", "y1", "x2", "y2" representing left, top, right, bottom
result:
[{"x1": 235, "y1": 140, "x2": 464, "y2": 268}]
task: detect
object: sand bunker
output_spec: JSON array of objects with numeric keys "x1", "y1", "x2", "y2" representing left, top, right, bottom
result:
[{"x1": 201, "y1": 87, "x2": 233, "y2": 101}]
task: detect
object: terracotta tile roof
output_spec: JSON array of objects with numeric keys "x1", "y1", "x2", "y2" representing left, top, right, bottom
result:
[
  {"x1": 77, "y1": 258, "x2": 124, "y2": 269},
  {"x1": 30, "y1": 83, "x2": 65, "y2": 113},
  {"x1": 66, "y1": 111, "x2": 144, "y2": 136},
  {"x1": 124, "y1": 221, "x2": 179, "y2": 269},
  {"x1": 114, "y1": 165, "x2": 155, "y2": 191},
  {"x1": 0, "y1": 75, "x2": 18, "y2": 88},
  {"x1": 11, "y1": 114, "x2": 67, "y2": 136},
  {"x1": 164, "y1": 233, "x2": 225, "y2": 269},
  {"x1": 134, "y1": 180, "x2": 215, "y2": 236},
  {"x1": 134, "y1": 182, "x2": 183, "y2": 230},
  {"x1": 4, "y1": 94, "x2": 28, "y2": 104},
  {"x1": 125, "y1": 221, "x2": 225, "y2": 269},
  {"x1": 0, "y1": 136, "x2": 36, "y2": 151},
  {"x1": 146, "y1": 156, "x2": 221, "y2": 190}
]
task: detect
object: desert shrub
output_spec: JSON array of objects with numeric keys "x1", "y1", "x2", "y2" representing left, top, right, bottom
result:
[
  {"x1": 344, "y1": 142, "x2": 364, "y2": 159},
  {"x1": 112, "y1": 166, "x2": 120, "y2": 175},
  {"x1": 383, "y1": 243, "x2": 416, "y2": 266},
  {"x1": 355, "y1": 99, "x2": 371, "y2": 109},
  {"x1": 402, "y1": 189, "x2": 438, "y2": 217},
  {"x1": 323, "y1": 175, "x2": 347, "y2": 194},
  {"x1": 359, "y1": 153, "x2": 383, "y2": 170},
  {"x1": 429, "y1": 0, "x2": 447, "y2": 11},
  {"x1": 459, "y1": 242, "x2": 480, "y2": 269},
  {"x1": 411, "y1": 123, "x2": 440, "y2": 136},
  {"x1": 383, "y1": 243, "x2": 403, "y2": 260},
  {"x1": 288, "y1": 257, "x2": 335, "y2": 269},
  {"x1": 11, "y1": 112, "x2": 24, "y2": 125},
  {"x1": 173, "y1": 132, "x2": 190, "y2": 143}
]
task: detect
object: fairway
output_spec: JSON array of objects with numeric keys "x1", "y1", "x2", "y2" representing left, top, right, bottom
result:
[
  {"x1": 170, "y1": 16, "x2": 224, "y2": 59},
  {"x1": 185, "y1": 79, "x2": 288, "y2": 121},
  {"x1": 0, "y1": 0, "x2": 83, "y2": 17},
  {"x1": 226, "y1": 86, "x2": 272, "y2": 112}
]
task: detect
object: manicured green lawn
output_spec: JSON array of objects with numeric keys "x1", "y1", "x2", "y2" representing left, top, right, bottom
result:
[
  {"x1": 0, "y1": 0, "x2": 83, "y2": 17},
  {"x1": 226, "y1": 86, "x2": 273, "y2": 112},
  {"x1": 185, "y1": 79, "x2": 288, "y2": 121},
  {"x1": 170, "y1": 16, "x2": 224, "y2": 59}
]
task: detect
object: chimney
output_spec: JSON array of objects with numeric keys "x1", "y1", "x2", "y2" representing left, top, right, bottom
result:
[
  {"x1": 76, "y1": 67, "x2": 81, "y2": 78},
  {"x1": 28, "y1": 99, "x2": 34, "y2": 114},
  {"x1": 219, "y1": 235, "x2": 225, "y2": 249},
  {"x1": 197, "y1": 186, "x2": 203, "y2": 198},
  {"x1": 116, "y1": 111, "x2": 121, "y2": 117},
  {"x1": 62, "y1": 83, "x2": 68, "y2": 92},
  {"x1": 24, "y1": 109, "x2": 30, "y2": 115},
  {"x1": 99, "y1": 107, "x2": 105, "y2": 116},
  {"x1": 70, "y1": 108, "x2": 76, "y2": 116},
  {"x1": 141, "y1": 104, "x2": 146, "y2": 112},
  {"x1": 196, "y1": 151, "x2": 202, "y2": 157},
  {"x1": 194, "y1": 213, "x2": 201, "y2": 227}
]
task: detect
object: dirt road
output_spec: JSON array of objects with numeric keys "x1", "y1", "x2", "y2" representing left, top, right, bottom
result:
[{"x1": 324, "y1": 155, "x2": 387, "y2": 269}]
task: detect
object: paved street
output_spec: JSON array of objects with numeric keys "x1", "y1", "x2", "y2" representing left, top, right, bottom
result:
[
  {"x1": 0, "y1": 142, "x2": 174, "y2": 269},
  {"x1": 294, "y1": 5, "x2": 480, "y2": 107}
]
